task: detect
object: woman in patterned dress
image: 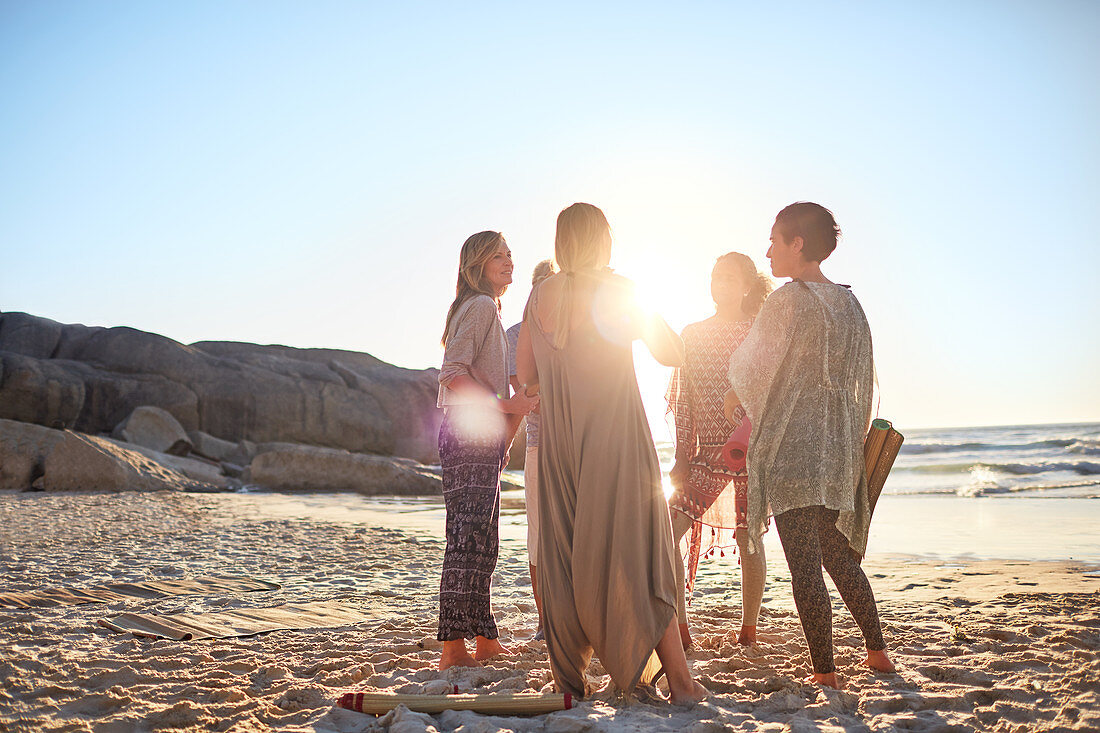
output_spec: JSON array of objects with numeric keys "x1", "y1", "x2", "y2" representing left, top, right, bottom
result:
[
  {"x1": 436, "y1": 231, "x2": 539, "y2": 671},
  {"x1": 667, "y1": 252, "x2": 772, "y2": 650}
]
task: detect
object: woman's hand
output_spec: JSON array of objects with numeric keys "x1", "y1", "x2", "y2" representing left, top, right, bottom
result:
[
  {"x1": 722, "y1": 387, "x2": 741, "y2": 423},
  {"x1": 502, "y1": 392, "x2": 539, "y2": 415},
  {"x1": 669, "y1": 460, "x2": 688, "y2": 491}
]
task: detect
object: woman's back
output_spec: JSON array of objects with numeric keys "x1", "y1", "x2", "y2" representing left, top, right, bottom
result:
[
  {"x1": 729, "y1": 280, "x2": 874, "y2": 553},
  {"x1": 525, "y1": 271, "x2": 679, "y2": 699}
]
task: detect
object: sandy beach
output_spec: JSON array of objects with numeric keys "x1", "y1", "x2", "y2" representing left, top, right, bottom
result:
[{"x1": 1, "y1": 489, "x2": 1098, "y2": 733}]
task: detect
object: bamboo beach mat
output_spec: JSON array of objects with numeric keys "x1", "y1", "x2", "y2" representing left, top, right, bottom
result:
[
  {"x1": 98, "y1": 601, "x2": 370, "y2": 640},
  {"x1": 337, "y1": 691, "x2": 573, "y2": 716},
  {"x1": 0, "y1": 576, "x2": 280, "y2": 609},
  {"x1": 864, "y1": 418, "x2": 905, "y2": 516}
]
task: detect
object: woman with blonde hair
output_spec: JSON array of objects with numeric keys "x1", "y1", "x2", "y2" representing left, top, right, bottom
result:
[
  {"x1": 667, "y1": 252, "x2": 772, "y2": 650},
  {"x1": 516, "y1": 203, "x2": 707, "y2": 704},
  {"x1": 436, "y1": 231, "x2": 539, "y2": 671}
]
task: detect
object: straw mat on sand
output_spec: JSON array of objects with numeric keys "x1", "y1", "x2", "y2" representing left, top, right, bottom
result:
[
  {"x1": 98, "y1": 601, "x2": 370, "y2": 640},
  {"x1": 0, "y1": 576, "x2": 280, "y2": 609},
  {"x1": 338, "y1": 691, "x2": 573, "y2": 716}
]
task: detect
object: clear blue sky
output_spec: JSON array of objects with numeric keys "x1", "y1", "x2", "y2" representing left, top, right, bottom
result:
[{"x1": 2, "y1": 1, "x2": 1098, "y2": 432}]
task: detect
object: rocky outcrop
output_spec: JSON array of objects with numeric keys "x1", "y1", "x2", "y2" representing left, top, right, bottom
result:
[
  {"x1": 43, "y1": 432, "x2": 201, "y2": 492},
  {"x1": 0, "y1": 418, "x2": 206, "y2": 492},
  {"x1": 102, "y1": 437, "x2": 229, "y2": 490},
  {"x1": 247, "y1": 445, "x2": 442, "y2": 495},
  {"x1": 113, "y1": 406, "x2": 192, "y2": 456},
  {"x1": 0, "y1": 311, "x2": 443, "y2": 463}
]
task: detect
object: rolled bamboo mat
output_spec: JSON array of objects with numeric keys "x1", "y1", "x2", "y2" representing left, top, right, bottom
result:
[
  {"x1": 337, "y1": 690, "x2": 573, "y2": 716},
  {"x1": 864, "y1": 418, "x2": 904, "y2": 516}
]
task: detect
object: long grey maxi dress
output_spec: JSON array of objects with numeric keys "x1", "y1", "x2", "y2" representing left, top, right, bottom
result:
[{"x1": 525, "y1": 274, "x2": 679, "y2": 699}]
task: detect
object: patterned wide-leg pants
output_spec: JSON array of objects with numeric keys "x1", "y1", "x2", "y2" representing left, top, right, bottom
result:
[{"x1": 437, "y1": 408, "x2": 507, "y2": 641}]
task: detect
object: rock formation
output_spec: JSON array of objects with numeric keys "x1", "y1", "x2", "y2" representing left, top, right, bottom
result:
[
  {"x1": 0, "y1": 311, "x2": 443, "y2": 464},
  {"x1": 0, "y1": 310, "x2": 456, "y2": 494}
]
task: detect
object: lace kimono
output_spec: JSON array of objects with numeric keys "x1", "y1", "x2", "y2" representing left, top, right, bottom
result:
[{"x1": 727, "y1": 281, "x2": 874, "y2": 556}]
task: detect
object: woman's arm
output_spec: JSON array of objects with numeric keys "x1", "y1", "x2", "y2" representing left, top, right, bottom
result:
[
  {"x1": 667, "y1": 364, "x2": 695, "y2": 489},
  {"x1": 641, "y1": 313, "x2": 685, "y2": 367},
  {"x1": 516, "y1": 321, "x2": 538, "y2": 391},
  {"x1": 440, "y1": 297, "x2": 537, "y2": 415},
  {"x1": 445, "y1": 374, "x2": 537, "y2": 415}
]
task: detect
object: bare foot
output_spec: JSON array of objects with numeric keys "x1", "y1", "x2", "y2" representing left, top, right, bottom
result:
[
  {"x1": 805, "y1": 672, "x2": 843, "y2": 689},
  {"x1": 737, "y1": 625, "x2": 756, "y2": 646},
  {"x1": 669, "y1": 680, "x2": 708, "y2": 706},
  {"x1": 439, "y1": 640, "x2": 480, "y2": 671},
  {"x1": 473, "y1": 636, "x2": 512, "y2": 661},
  {"x1": 678, "y1": 622, "x2": 693, "y2": 651},
  {"x1": 865, "y1": 648, "x2": 896, "y2": 673}
]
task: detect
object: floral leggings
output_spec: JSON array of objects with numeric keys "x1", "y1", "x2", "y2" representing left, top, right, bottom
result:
[{"x1": 774, "y1": 505, "x2": 886, "y2": 674}]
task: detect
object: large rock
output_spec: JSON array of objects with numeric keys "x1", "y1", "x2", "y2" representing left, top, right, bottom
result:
[
  {"x1": 0, "y1": 311, "x2": 63, "y2": 359},
  {"x1": 187, "y1": 430, "x2": 237, "y2": 462},
  {"x1": 248, "y1": 445, "x2": 442, "y2": 495},
  {"x1": 1, "y1": 418, "x2": 224, "y2": 492},
  {"x1": 113, "y1": 406, "x2": 193, "y2": 456},
  {"x1": 102, "y1": 437, "x2": 228, "y2": 489},
  {"x1": 0, "y1": 312, "x2": 443, "y2": 463},
  {"x1": 42, "y1": 431, "x2": 196, "y2": 492},
  {"x1": 0, "y1": 419, "x2": 65, "y2": 489},
  {"x1": 0, "y1": 352, "x2": 86, "y2": 429}
]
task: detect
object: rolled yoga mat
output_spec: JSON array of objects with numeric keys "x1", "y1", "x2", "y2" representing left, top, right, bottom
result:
[
  {"x1": 864, "y1": 418, "x2": 904, "y2": 516},
  {"x1": 337, "y1": 691, "x2": 573, "y2": 716},
  {"x1": 721, "y1": 416, "x2": 752, "y2": 472}
]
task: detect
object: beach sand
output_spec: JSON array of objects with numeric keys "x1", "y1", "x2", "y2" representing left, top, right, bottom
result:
[{"x1": 1, "y1": 489, "x2": 1098, "y2": 732}]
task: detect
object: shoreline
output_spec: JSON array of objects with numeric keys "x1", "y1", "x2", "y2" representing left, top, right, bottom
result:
[{"x1": 216, "y1": 487, "x2": 1100, "y2": 564}]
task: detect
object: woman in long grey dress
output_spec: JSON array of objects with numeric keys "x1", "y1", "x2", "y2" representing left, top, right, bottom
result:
[
  {"x1": 725, "y1": 202, "x2": 895, "y2": 689},
  {"x1": 515, "y1": 203, "x2": 707, "y2": 704}
]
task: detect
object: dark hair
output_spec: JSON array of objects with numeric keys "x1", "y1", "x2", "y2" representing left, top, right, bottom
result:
[
  {"x1": 774, "y1": 202, "x2": 841, "y2": 263},
  {"x1": 714, "y1": 252, "x2": 773, "y2": 316}
]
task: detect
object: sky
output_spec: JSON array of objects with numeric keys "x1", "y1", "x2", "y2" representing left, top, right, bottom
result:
[{"x1": 2, "y1": 1, "x2": 1098, "y2": 435}]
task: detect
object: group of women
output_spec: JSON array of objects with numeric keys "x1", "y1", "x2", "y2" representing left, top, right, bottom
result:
[{"x1": 434, "y1": 201, "x2": 894, "y2": 703}]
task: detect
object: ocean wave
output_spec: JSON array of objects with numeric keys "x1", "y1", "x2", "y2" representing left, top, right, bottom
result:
[
  {"x1": 900, "y1": 438, "x2": 1076, "y2": 455},
  {"x1": 896, "y1": 460, "x2": 1100, "y2": 476},
  {"x1": 953, "y1": 477, "x2": 1100, "y2": 498},
  {"x1": 1069, "y1": 439, "x2": 1100, "y2": 456},
  {"x1": 990, "y1": 461, "x2": 1100, "y2": 476}
]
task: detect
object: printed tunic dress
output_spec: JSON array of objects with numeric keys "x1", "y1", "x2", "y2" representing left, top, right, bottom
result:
[{"x1": 666, "y1": 316, "x2": 753, "y2": 591}]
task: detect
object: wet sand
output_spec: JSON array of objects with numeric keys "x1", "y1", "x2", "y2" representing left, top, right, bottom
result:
[{"x1": 1, "y1": 489, "x2": 1098, "y2": 732}]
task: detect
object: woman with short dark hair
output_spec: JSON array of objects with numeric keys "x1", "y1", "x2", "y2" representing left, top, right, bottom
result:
[{"x1": 726, "y1": 202, "x2": 895, "y2": 688}]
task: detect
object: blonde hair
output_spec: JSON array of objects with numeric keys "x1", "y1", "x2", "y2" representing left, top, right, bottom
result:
[
  {"x1": 441, "y1": 231, "x2": 507, "y2": 345},
  {"x1": 531, "y1": 259, "x2": 556, "y2": 285},
  {"x1": 714, "y1": 251, "x2": 773, "y2": 316},
  {"x1": 548, "y1": 203, "x2": 612, "y2": 348}
]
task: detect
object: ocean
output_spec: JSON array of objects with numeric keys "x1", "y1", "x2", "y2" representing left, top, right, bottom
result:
[
  {"x1": 888, "y1": 422, "x2": 1100, "y2": 498},
  {"x1": 657, "y1": 421, "x2": 1100, "y2": 499}
]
